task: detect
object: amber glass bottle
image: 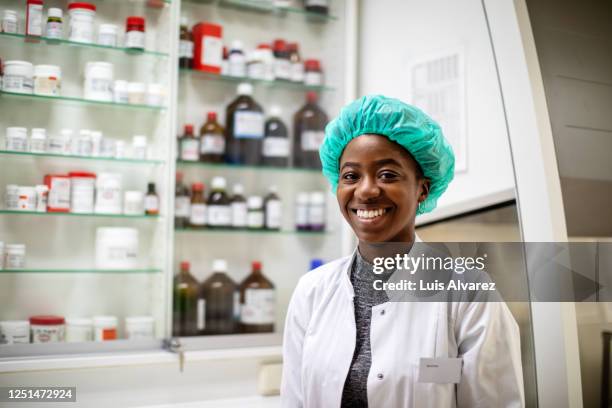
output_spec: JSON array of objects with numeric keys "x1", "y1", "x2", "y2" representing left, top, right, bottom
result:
[
  {"x1": 178, "y1": 17, "x2": 193, "y2": 69},
  {"x1": 293, "y1": 91, "x2": 328, "y2": 169},
  {"x1": 189, "y1": 182, "x2": 207, "y2": 228},
  {"x1": 174, "y1": 172, "x2": 190, "y2": 229},
  {"x1": 173, "y1": 261, "x2": 200, "y2": 336},
  {"x1": 262, "y1": 106, "x2": 289, "y2": 168},
  {"x1": 225, "y1": 83, "x2": 264, "y2": 165},
  {"x1": 179, "y1": 124, "x2": 199, "y2": 162},
  {"x1": 199, "y1": 259, "x2": 239, "y2": 335},
  {"x1": 239, "y1": 261, "x2": 275, "y2": 333},
  {"x1": 199, "y1": 111, "x2": 225, "y2": 163}
]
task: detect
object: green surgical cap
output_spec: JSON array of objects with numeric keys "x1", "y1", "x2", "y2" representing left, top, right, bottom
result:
[{"x1": 319, "y1": 95, "x2": 455, "y2": 215}]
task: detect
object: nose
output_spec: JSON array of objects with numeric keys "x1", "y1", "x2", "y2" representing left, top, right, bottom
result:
[{"x1": 355, "y1": 174, "x2": 381, "y2": 201}]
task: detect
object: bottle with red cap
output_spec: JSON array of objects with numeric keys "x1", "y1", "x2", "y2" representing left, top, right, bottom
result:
[
  {"x1": 304, "y1": 59, "x2": 323, "y2": 86},
  {"x1": 189, "y1": 182, "x2": 207, "y2": 228},
  {"x1": 272, "y1": 39, "x2": 290, "y2": 81},
  {"x1": 173, "y1": 261, "x2": 200, "y2": 336},
  {"x1": 288, "y1": 43, "x2": 304, "y2": 83},
  {"x1": 199, "y1": 111, "x2": 225, "y2": 163},
  {"x1": 179, "y1": 124, "x2": 199, "y2": 162},
  {"x1": 293, "y1": 91, "x2": 328, "y2": 169},
  {"x1": 239, "y1": 261, "x2": 275, "y2": 333},
  {"x1": 125, "y1": 16, "x2": 145, "y2": 50}
]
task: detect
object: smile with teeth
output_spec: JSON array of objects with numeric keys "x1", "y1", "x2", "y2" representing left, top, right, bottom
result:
[{"x1": 355, "y1": 208, "x2": 389, "y2": 219}]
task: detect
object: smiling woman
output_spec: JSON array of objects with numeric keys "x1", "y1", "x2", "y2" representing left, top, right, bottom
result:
[{"x1": 280, "y1": 95, "x2": 525, "y2": 408}]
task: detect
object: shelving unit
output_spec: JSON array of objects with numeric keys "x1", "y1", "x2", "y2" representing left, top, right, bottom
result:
[
  {"x1": 0, "y1": 268, "x2": 163, "y2": 274},
  {"x1": 0, "y1": 90, "x2": 167, "y2": 110},
  {"x1": 0, "y1": 210, "x2": 160, "y2": 219},
  {"x1": 0, "y1": 150, "x2": 164, "y2": 165}
]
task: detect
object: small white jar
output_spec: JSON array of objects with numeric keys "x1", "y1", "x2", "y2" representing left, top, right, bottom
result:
[
  {"x1": 30, "y1": 316, "x2": 65, "y2": 343},
  {"x1": 115, "y1": 140, "x2": 126, "y2": 159},
  {"x1": 5, "y1": 127, "x2": 28, "y2": 151},
  {"x1": 125, "y1": 316, "x2": 154, "y2": 340},
  {"x1": 2, "y1": 61, "x2": 34, "y2": 94},
  {"x1": 35, "y1": 184, "x2": 49, "y2": 212},
  {"x1": 124, "y1": 191, "x2": 144, "y2": 215},
  {"x1": 34, "y1": 65, "x2": 62, "y2": 96},
  {"x1": 47, "y1": 128, "x2": 72, "y2": 154},
  {"x1": 5, "y1": 185, "x2": 19, "y2": 210},
  {"x1": 100, "y1": 137, "x2": 115, "y2": 158},
  {"x1": 68, "y1": 2, "x2": 96, "y2": 44},
  {"x1": 17, "y1": 187, "x2": 36, "y2": 211},
  {"x1": 30, "y1": 128, "x2": 47, "y2": 153},
  {"x1": 65, "y1": 317, "x2": 93, "y2": 342},
  {"x1": 90, "y1": 131, "x2": 103, "y2": 156},
  {"x1": 113, "y1": 80, "x2": 129, "y2": 104},
  {"x1": 146, "y1": 83, "x2": 165, "y2": 107},
  {"x1": 93, "y1": 316, "x2": 118, "y2": 341},
  {"x1": 97, "y1": 24, "x2": 118, "y2": 47},
  {"x1": 2, "y1": 10, "x2": 18, "y2": 34},
  {"x1": 127, "y1": 82, "x2": 146, "y2": 104},
  {"x1": 131, "y1": 135, "x2": 147, "y2": 159},
  {"x1": 5, "y1": 244, "x2": 26, "y2": 269},
  {"x1": 84, "y1": 62, "x2": 114, "y2": 102},
  {"x1": 0, "y1": 321, "x2": 30, "y2": 344},
  {"x1": 73, "y1": 129, "x2": 93, "y2": 156},
  {"x1": 69, "y1": 172, "x2": 96, "y2": 213}
]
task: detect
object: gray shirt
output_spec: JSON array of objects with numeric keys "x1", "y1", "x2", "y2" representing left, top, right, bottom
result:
[{"x1": 341, "y1": 251, "x2": 395, "y2": 408}]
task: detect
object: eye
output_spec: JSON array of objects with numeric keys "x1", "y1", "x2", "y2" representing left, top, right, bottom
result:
[
  {"x1": 341, "y1": 172, "x2": 359, "y2": 182},
  {"x1": 379, "y1": 171, "x2": 399, "y2": 181}
]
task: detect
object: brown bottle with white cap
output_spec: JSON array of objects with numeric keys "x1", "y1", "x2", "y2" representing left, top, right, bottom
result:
[
  {"x1": 239, "y1": 261, "x2": 275, "y2": 333},
  {"x1": 225, "y1": 83, "x2": 264, "y2": 165},
  {"x1": 200, "y1": 259, "x2": 239, "y2": 335},
  {"x1": 293, "y1": 91, "x2": 328, "y2": 169}
]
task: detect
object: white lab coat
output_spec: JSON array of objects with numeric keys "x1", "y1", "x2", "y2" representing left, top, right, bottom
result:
[{"x1": 281, "y1": 239, "x2": 525, "y2": 408}]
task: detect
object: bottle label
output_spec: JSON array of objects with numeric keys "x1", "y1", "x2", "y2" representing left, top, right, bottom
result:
[
  {"x1": 202, "y1": 35, "x2": 223, "y2": 67},
  {"x1": 240, "y1": 288, "x2": 275, "y2": 325},
  {"x1": 274, "y1": 58, "x2": 291, "y2": 80},
  {"x1": 175, "y1": 196, "x2": 190, "y2": 217},
  {"x1": 190, "y1": 203, "x2": 207, "y2": 225},
  {"x1": 231, "y1": 202, "x2": 248, "y2": 227},
  {"x1": 304, "y1": 72, "x2": 323, "y2": 87},
  {"x1": 179, "y1": 40, "x2": 194, "y2": 59},
  {"x1": 46, "y1": 22, "x2": 63, "y2": 39},
  {"x1": 144, "y1": 195, "x2": 159, "y2": 212},
  {"x1": 301, "y1": 130, "x2": 325, "y2": 151},
  {"x1": 290, "y1": 62, "x2": 305, "y2": 82},
  {"x1": 234, "y1": 111, "x2": 264, "y2": 139},
  {"x1": 207, "y1": 205, "x2": 232, "y2": 227},
  {"x1": 125, "y1": 30, "x2": 145, "y2": 49},
  {"x1": 247, "y1": 210, "x2": 264, "y2": 228},
  {"x1": 2, "y1": 20, "x2": 17, "y2": 34},
  {"x1": 200, "y1": 134, "x2": 225, "y2": 154},
  {"x1": 265, "y1": 199, "x2": 282, "y2": 229},
  {"x1": 3, "y1": 75, "x2": 34, "y2": 93},
  {"x1": 98, "y1": 32, "x2": 117, "y2": 47},
  {"x1": 197, "y1": 298, "x2": 206, "y2": 331},
  {"x1": 263, "y1": 137, "x2": 289, "y2": 158},
  {"x1": 6, "y1": 136, "x2": 27, "y2": 152},
  {"x1": 308, "y1": 205, "x2": 326, "y2": 226},
  {"x1": 180, "y1": 139, "x2": 199, "y2": 161},
  {"x1": 295, "y1": 204, "x2": 309, "y2": 227},
  {"x1": 27, "y1": 4, "x2": 43, "y2": 36},
  {"x1": 228, "y1": 54, "x2": 247, "y2": 77}
]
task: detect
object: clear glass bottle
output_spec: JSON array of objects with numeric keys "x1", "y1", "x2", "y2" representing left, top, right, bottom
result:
[
  {"x1": 239, "y1": 261, "x2": 275, "y2": 333},
  {"x1": 173, "y1": 261, "x2": 200, "y2": 337},
  {"x1": 200, "y1": 259, "x2": 239, "y2": 335},
  {"x1": 225, "y1": 83, "x2": 264, "y2": 165},
  {"x1": 199, "y1": 111, "x2": 225, "y2": 163},
  {"x1": 293, "y1": 91, "x2": 328, "y2": 169},
  {"x1": 262, "y1": 106, "x2": 289, "y2": 168}
]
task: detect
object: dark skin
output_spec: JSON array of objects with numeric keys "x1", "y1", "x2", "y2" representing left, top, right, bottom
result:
[{"x1": 337, "y1": 134, "x2": 430, "y2": 261}]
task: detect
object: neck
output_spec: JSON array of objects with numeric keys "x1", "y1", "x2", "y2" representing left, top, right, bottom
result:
[{"x1": 357, "y1": 230, "x2": 416, "y2": 263}]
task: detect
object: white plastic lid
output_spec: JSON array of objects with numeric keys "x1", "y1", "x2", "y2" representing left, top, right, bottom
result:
[
  {"x1": 232, "y1": 184, "x2": 244, "y2": 195},
  {"x1": 213, "y1": 259, "x2": 228, "y2": 272},
  {"x1": 79, "y1": 129, "x2": 91, "y2": 137},
  {"x1": 3, "y1": 10, "x2": 18, "y2": 19},
  {"x1": 132, "y1": 135, "x2": 147, "y2": 146},
  {"x1": 31, "y1": 128, "x2": 46, "y2": 139},
  {"x1": 230, "y1": 40, "x2": 243, "y2": 51},
  {"x1": 6, "y1": 244, "x2": 25, "y2": 252},
  {"x1": 5, "y1": 60, "x2": 33, "y2": 68},
  {"x1": 6, "y1": 127, "x2": 27, "y2": 138},
  {"x1": 92, "y1": 316, "x2": 118, "y2": 326},
  {"x1": 48, "y1": 8, "x2": 63, "y2": 18},
  {"x1": 296, "y1": 192, "x2": 309, "y2": 204},
  {"x1": 269, "y1": 106, "x2": 282, "y2": 117},
  {"x1": 0, "y1": 320, "x2": 29, "y2": 329},
  {"x1": 237, "y1": 83, "x2": 253, "y2": 96},
  {"x1": 212, "y1": 176, "x2": 226, "y2": 190},
  {"x1": 310, "y1": 192, "x2": 325, "y2": 205},
  {"x1": 247, "y1": 195, "x2": 263, "y2": 208},
  {"x1": 90, "y1": 131, "x2": 103, "y2": 139},
  {"x1": 180, "y1": 16, "x2": 189, "y2": 26},
  {"x1": 124, "y1": 190, "x2": 143, "y2": 200},
  {"x1": 66, "y1": 317, "x2": 93, "y2": 326}
]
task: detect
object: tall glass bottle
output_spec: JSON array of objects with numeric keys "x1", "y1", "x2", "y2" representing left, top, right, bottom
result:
[
  {"x1": 178, "y1": 16, "x2": 193, "y2": 69},
  {"x1": 199, "y1": 111, "x2": 225, "y2": 163},
  {"x1": 262, "y1": 106, "x2": 289, "y2": 168},
  {"x1": 225, "y1": 83, "x2": 264, "y2": 165},
  {"x1": 206, "y1": 177, "x2": 231, "y2": 228},
  {"x1": 199, "y1": 259, "x2": 239, "y2": 335},
  {"x1": 173, "y1": 261, "x2": 199, "y2": 337},
  {"x1": 189, "y1": 182, "x2": 207, "y2": 228},
  {"x1": 293, "y1": 91, "x2": 328, "y2": 169},
  {"x1": 175, "y1": 172, "x2": 190, "y2": 229},
  {"x1": 239, "y1": 261, "x2": 275, "y2": 333}
]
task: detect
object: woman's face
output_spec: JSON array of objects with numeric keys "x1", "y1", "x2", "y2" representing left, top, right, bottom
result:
[{"x1": 337, "y1": 134, "x2": 430, "y2": 243}]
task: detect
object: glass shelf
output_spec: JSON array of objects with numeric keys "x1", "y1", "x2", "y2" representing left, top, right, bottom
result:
[
  {"x1": 0, "y1": 268, "x2": 162, "y2": 274},
  {"x1": 179, "y1": 69, "x2": 334, "y2": 92},
  {"x1": 185, "y1": 0, "x2": 337, "y2": 21},
  {"x1": 0, "y1": 32, "x2": 169, "y2": 57},
  {"x1": 175, "y1": 227, "x2": 329, "y2": 235},
  {"x1": 176, "y1": 160, "x2": 322, "y2": 174},
  {"x1": 0, "y1": 91, "x2": 167, "y2": 111},
  {"x1": 0, "y1": 210, "x2": 160, "y2": 219},
  {"x1": 0, "y1": 150, "x2": 164, "y2": 165}
]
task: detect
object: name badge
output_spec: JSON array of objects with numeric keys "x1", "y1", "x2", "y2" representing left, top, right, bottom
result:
[{"x1": 417, "y1": 357, "x2": 462, "y2": 384}]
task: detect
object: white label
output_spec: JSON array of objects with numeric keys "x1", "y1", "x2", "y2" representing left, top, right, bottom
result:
[
  {"x1": 46, "y1": 22, "x2": 63, "y2": 39},
  {"x1": 32, "y1": 326, "x2": 64, "y2": 343},
  {"x1": 69, "y1": 18, "x2": 94, "y2": 43},
  {"x1": 6, "y1": 252, "x2": 26, "y2": 269},
  {"x1": 175, "y1": 196, "x2": 190, "y2": 217},
  {"x1": 98, "y1": 32, "x2": 117, "y2": 47},
  {"x1": 301, "y1": 130, "x2": 325, "y2": 151},
  {"x1": 27, "y1": 4, "x2": 43, "y2": 36},
  {"x1": 247, "y1": 210, "x2": 264, "y2": 228},
  {"x1": 295, "y1": 204, "x2": 309, "y2": 226},
  {"x1": 290, "y1": 62, "x2": 304, "y2": 82},
  {"x1": 125, "y1": 30, "x2": 145, "y2": 49},
  {"x1": 6, "y1": 136, "x2": 27, "y2": 152},
  {"x1": 241, "y1": 289, "x2": 275, "y2": 325},
  {"x1": 228, "y1": 54, "x2": 247, "y2": 77},
  {"x1": 3, "y1": 74, "x2": 34, "y2": 93},
  {"x1": 308, "y1": 204, "x2": 326, "y2": 226},
  {"x1": 304, "y1": 72, "x2": 323, "y2": 86},
  {"x1": 180, "y1": 139, "x2": 199, "y2": 161},
  {"x1": 202, "y1": 35, "x2": 223, "y2": 67},
  {"x1": 2, "y1": 19, "x2": 17, "y2": 34},
  {"x1": 197, "y1": 298, "x2": 206, "y2": 331},
  {"x1": 190, "y1": 203, "x2": 207, "y2": 225},
  {"x1": 234, "y1": 111, "x2": 264, "y2": 139},
  {"x1": 247, "y1": 62, "x2": 265, "y2": 80},
  {"x1": 263, "y1": 137, "x2": 289, "y2": 158},
  {"x1": 48, "y1": 178, "x2": 71, "y2": 210},
  {"x1": 231, "y1": 202, "x2": 247, "y2": 227},
  {"x1": 207, "y1": 205, "x2": 232, "y2": 227},
  {"x1": 274, "y1": 58, "x2": 291, "y2": 80},
  {"x1": 200, "y1": 134, "x2": 225, "y2": 154},
  {"x1": 233, "y1": 291, "x2": 240, "y2": 319},
  {"x1": 144, "y1": 195, "x2": 159, "y2": 212},
  {"x1": 179, "y1": 40, "x2": 194, "y2": 58},
  {"x1": 265, "y1": 199, "x2": 282, "y2": 229},
  {"x1": 30, "y1": 138, "x2": 46, "y2": 153}
]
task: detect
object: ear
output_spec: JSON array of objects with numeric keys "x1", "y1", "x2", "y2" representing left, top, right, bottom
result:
[{"x1": 418, "y1": 178, "x2": 431, "y2": 203}]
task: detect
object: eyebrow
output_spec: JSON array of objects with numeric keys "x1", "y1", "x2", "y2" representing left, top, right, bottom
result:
[{"x1": 340, "y1": 158, "x2": 403, "y2": 170}]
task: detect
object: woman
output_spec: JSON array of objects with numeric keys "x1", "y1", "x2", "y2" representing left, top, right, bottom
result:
[{"x1": 281, "y1": 95, "x2": 524, "y2": 407}]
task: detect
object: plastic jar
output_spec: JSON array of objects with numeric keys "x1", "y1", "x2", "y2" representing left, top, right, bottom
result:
[
  {"x1": 0, "y1": 321, "x2": 29, "y2": 344},
  {"x1": 304, "y1": 59, "x2": 323, "y2": 87},
  {"x1": 125, "y1": 316, "x2": 154, "y2": 340},
  {"x1": 5, "y1": 244, "x2": 26, "y2": 269},
  {"x1": 35, "y1": 184, "x2": 49, "y2": 212},
  {"x1": 33, "y1": 64, "x2": 62, "y2": 96},
  {"x1": 2, "y1": 61, "x2": 34, "y2": 94},
  {"x1": 30, "y1": 128, "x2": 47, "y2": 153},
  {"x1": 46, "y1": 8, "x2": 63, "y2": 40},
  {"x1": 98, "y1": 24, "x2": 118, "y2": 47},
  {"x1": 73, "y1": 129, "x2": 93, "y2": 156},
  {"x1": 30, "y1": 316, "x2": 65, "y2": 343},
  {"x1": 69, "y1": 172, "x2": 96, "y2": 213},
  {"x1": 127, "y1": 82, "x2": 146, "y2": 104},
  {"x1": 90, "y1": 131, "x2": 103, "y2": 156},
  {"x1": 123, "y1": 191, "x2": 144, "y2": 215},
  {"x1": 5, "y1": 185, "x2": 19, "y2": 210},
  {"x1": 93, "y1": 316, "x2": 118, "y2": 341},
  {"x1": 115, "y1": 140, "x2": 126, "y2": 159},
  {"x1": 84, "y1": 61, "x2": 114, "y2": 102},
  {"x1": 65, "y1": 317, "x2": 93, "y2": 342},
  {"x1": 146, "y1": 83, "x2": 165, "y2": 107},
  {"x1": 5, "y1": 127, "x2": 28, "y2": 151},
  {"x1": 47, "y1": 129, "x2": 72, "y2": 154},
  {"x1": 125, "y1": 16, "x2": 145, "y2": 50},
  {"x1": 113, "y1": 80, "x2": 129, "y2": 103},
  {"x1": 131, "y1": 135, "x2": 147, "y2": 159},
  {"x1": 95, "y1": 227, "x2": 138, "y2": 269},
  {"x1": 68, "y1": 2, "x2": 96, "y2": 44},
  {"x1": 94, "y1": 173, "x2": 122, "y2": 214},
  {"x1": 247, "y1": 196, "x2": 264, "y2": 229},
  {"x1": 2, "y1": 10, "x2": 18, "y2": 34},
  {"x1": 247, "y1": 49, "x2": 265, "y2": 80},
  {"x1": 17, "y1": 186, "x2": 36, "y2": 211}
]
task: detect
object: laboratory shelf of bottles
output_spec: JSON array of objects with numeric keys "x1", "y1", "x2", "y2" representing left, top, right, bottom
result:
[
  {"x1": 0, "y1": 32, "x2": 169, "y2": 58},
  {"x1": 0, "y1": 268, "x2": 163, "y2": 274},
  {"x1": 174, "y1": 227, "x2": 329, "y2": 235},
  {"x1": 185, "y1": 0, "x2": 337, "y2": 21},
  {"x1": 176, "y1": 160, "x2": 323, "y2": 174},
  {"x1": 0, "y1": 150, "x2": 164, "y2": 165},
  {"x1": 0, "y1": 91, "x2": 167, "y2": 111},
  {"x1": 0, "y1": 210, "x2": 160, "y2": 219},
  {"x1": 179, "y1": 69, "x2": 335, "y2": 92}
]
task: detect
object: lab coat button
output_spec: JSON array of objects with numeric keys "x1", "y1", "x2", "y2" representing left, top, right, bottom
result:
[{"x1": 377, "y1": 373, "x2": 384, "y2": 380}]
